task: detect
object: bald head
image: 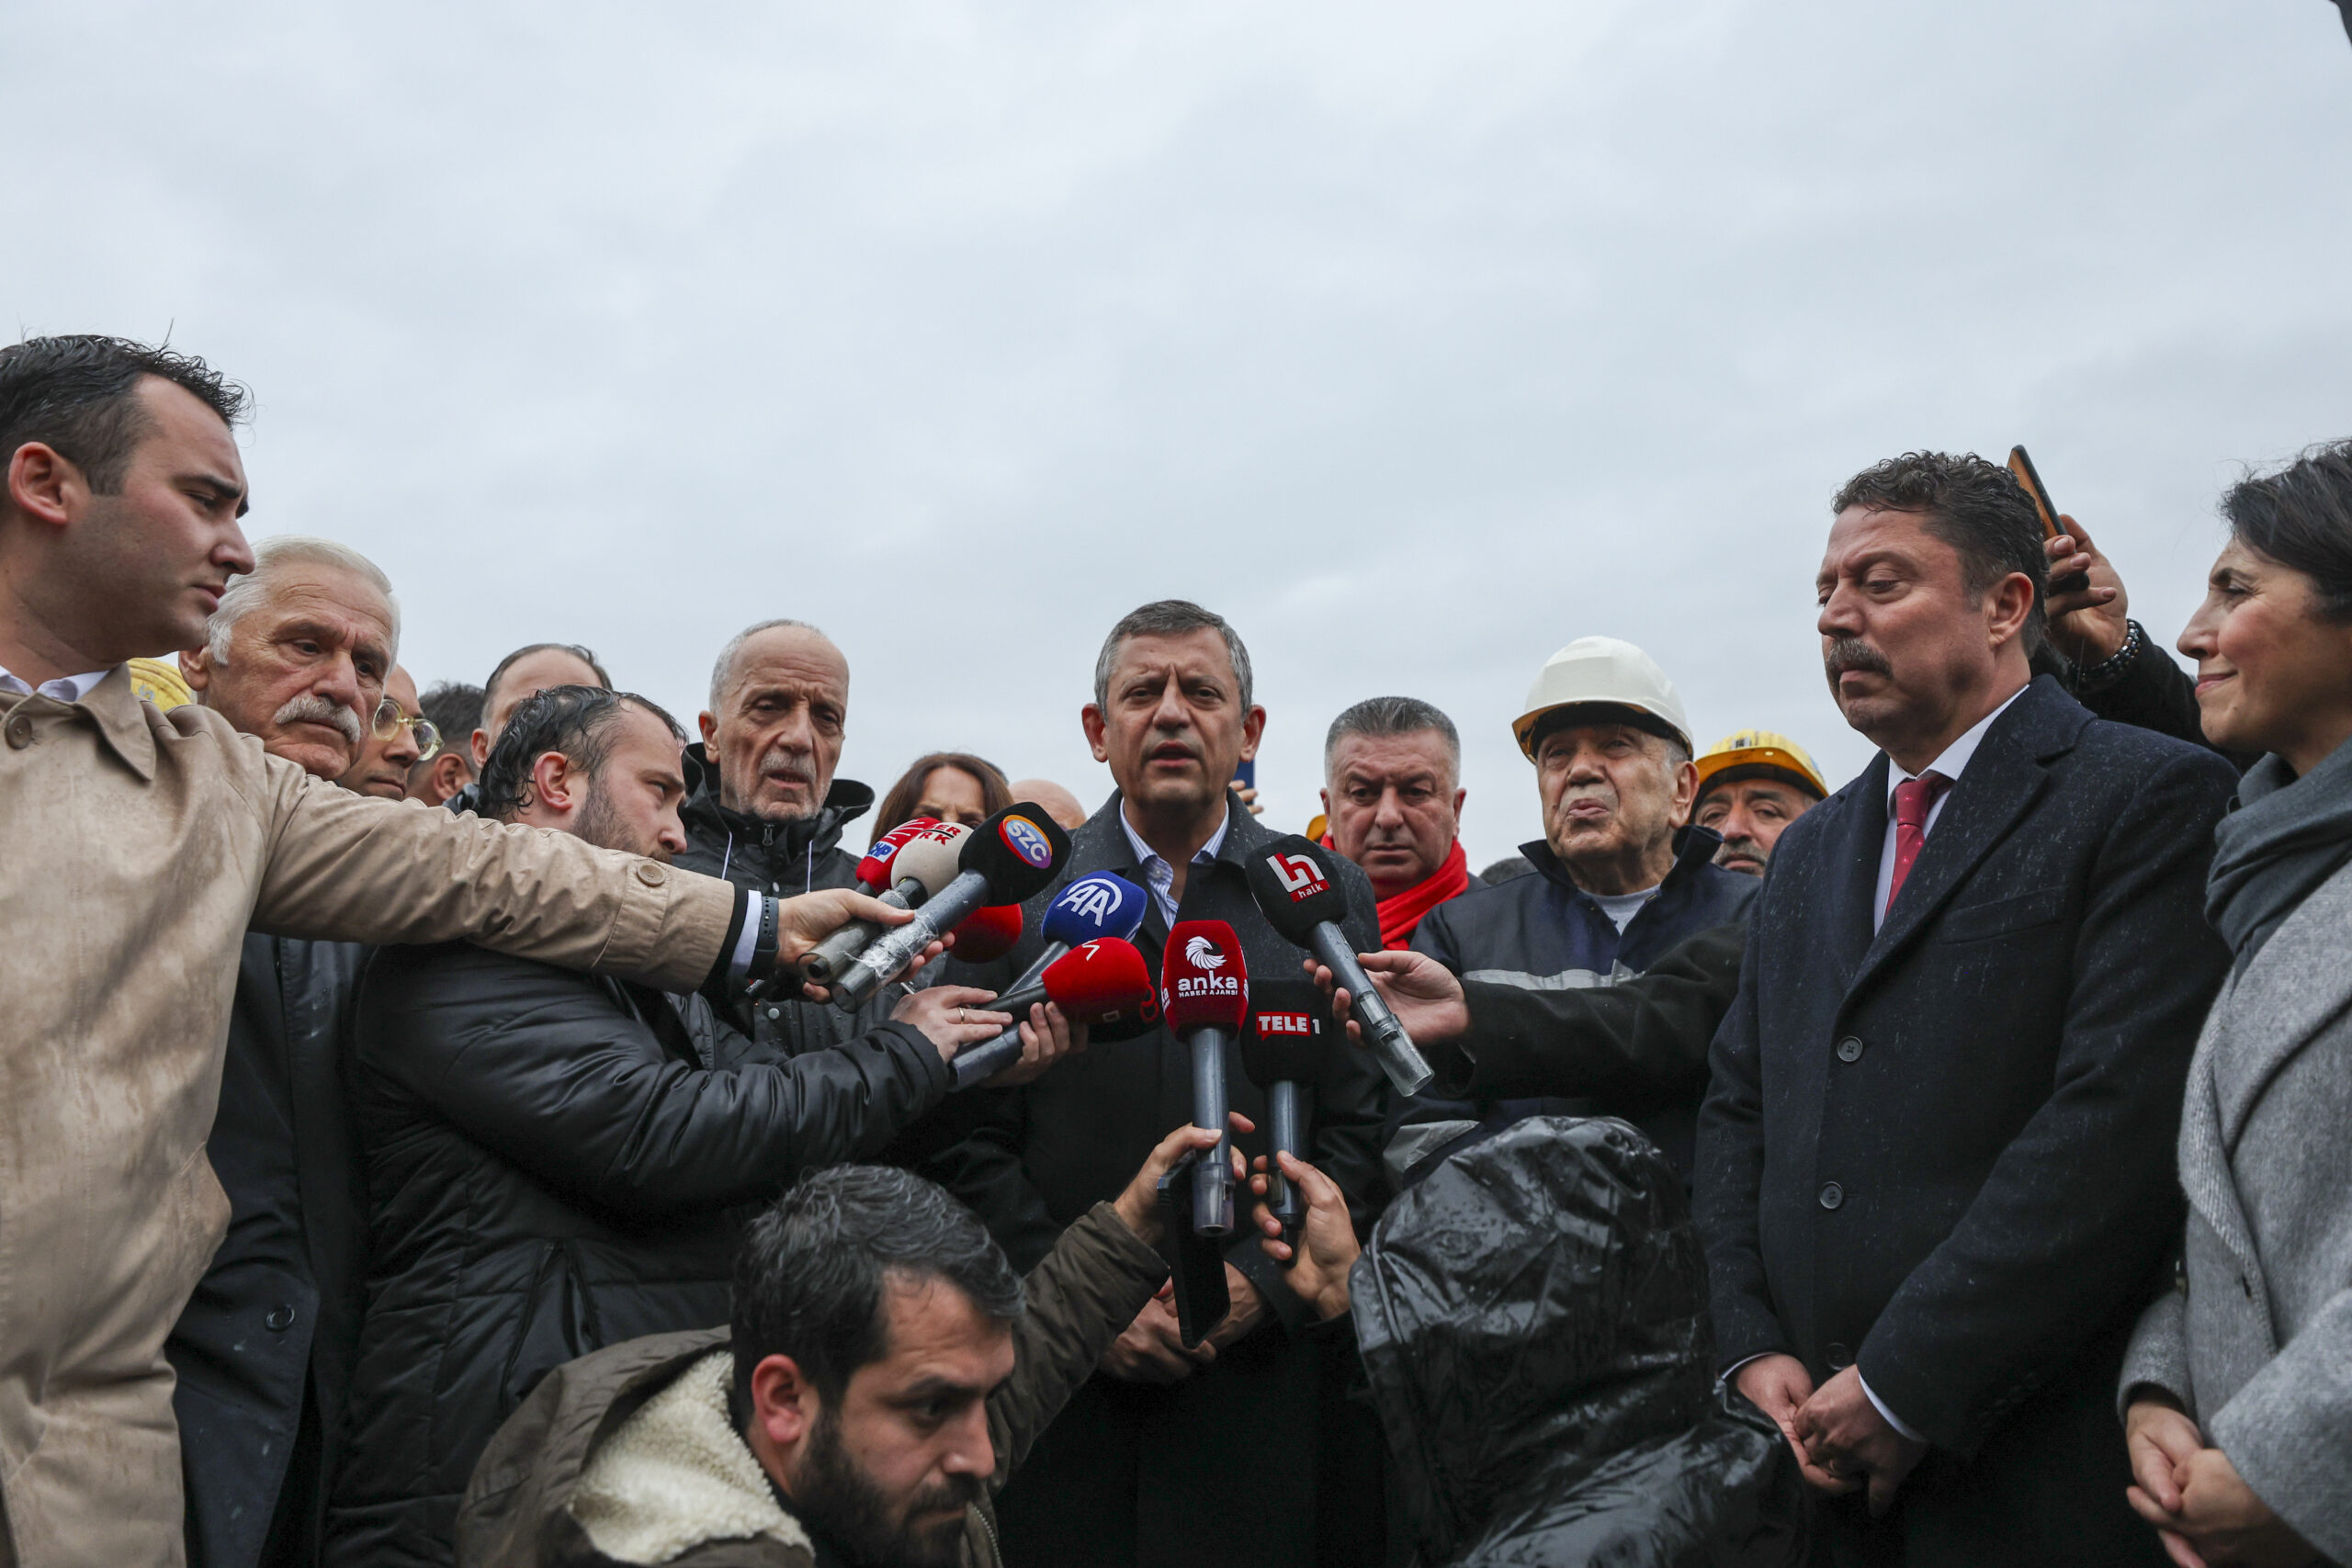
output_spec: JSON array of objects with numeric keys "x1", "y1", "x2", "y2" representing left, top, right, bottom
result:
[
  {"x1": 1010, "y1": 778, "x2": 1088, "y2": 831},
  {"x1": 698, "y1": 621, "x2": 851, "y2": 823}
]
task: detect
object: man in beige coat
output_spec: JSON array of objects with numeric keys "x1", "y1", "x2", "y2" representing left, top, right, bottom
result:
[{"x1": 0, "y1": 336, "x2": 919, "y2": 1567}]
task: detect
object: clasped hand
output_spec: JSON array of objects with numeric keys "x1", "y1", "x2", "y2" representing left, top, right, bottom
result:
[
  {"x1": 1735, "y1": 1355, "x2": 1925, "y2": 1517},
  {"x1": 2124, "y1": 1396, "x2": 2317, "y2": 1568}
]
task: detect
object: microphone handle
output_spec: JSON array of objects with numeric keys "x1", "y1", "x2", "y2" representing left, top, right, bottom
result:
[
  {"x1": 944, "y1": 940, "x2": 1075, "y2": 1089},
  {"x1": 1306, "y1": 923, "x2": 1435, "y2": 1099},
  {"x1": 799, "y1": 877, "x2": 923, "y2": 985},
  {"x1": 830, "y1": 871, "x2": 990, "y2": 1010},
  {"x1": 1190, "y1": 1024, "x2": 1234, "y2": 1235},
  {"x1": 1266, "y1": 1078, "x2": 1306, "y2": 1228}
]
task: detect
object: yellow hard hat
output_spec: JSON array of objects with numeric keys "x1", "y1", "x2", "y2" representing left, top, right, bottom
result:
[
  {"x1": 1694, "y1": 728, "x2": 1829, "y2": 801},
  {"x1": 126, "y1": 658, "x2": 194, "y2": 712}
]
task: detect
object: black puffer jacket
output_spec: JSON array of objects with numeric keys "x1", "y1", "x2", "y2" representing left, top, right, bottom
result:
[
  {"x1": 673, "y1": 744, "x2": 888, "y2": 1061},
  {"x1": 326, "y1": 942, "x2": 950, "y2": 1568}
]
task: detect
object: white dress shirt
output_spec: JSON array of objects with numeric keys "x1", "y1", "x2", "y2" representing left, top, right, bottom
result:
[
  {"x1": 1120, "y1": 803, "x2": 1230, "y2": 930},
  {"x1": 0, "y1": 665, "x2": 115, "y2": 704}
]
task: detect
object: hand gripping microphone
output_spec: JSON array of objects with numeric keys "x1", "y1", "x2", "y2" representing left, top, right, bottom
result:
[
  {"x1": 829, "y1": 805, "x2": 1072, "y2": 1010},
  {"x1": 949, "y1": 937, "x2": 1160, "y2": 1088},
  {"x1": 1161, "y1": 919, "x2": 1249, "y2": 1236},
  {"x1": 798, "y1": 819, "x2": 966, "y2": 985},
  {"x1": 1245, "y1": 835, "x2": 1434, "y2": 1098},
  {"x1": 1244, "y1": 978, "x2": 1330, "y2": 1235},
  {"x1": 949, "y1": 903, "x2": 1024, "y2": 965}
]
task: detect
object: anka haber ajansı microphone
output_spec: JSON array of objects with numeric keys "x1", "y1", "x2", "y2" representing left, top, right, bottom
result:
[
  {"x1": 797, "y1": 818, "x2": 963, "y2": 985},
  {"x1": 949, "y1": 937, "x2": 1159, "y2": 1089},
  {"x1": 1245, "y1": 977, "x2": 1330, "y2": 1235},
  {"x1": 1161, "y1": 919, "x2": 1249, "y2": 1236},
  {"x1": 828, "y1": 805, "x2": 1072, "y2": 1010},
  {"x1": 1245, "y1": 834, "x2": 1434, "y2": 1099}
]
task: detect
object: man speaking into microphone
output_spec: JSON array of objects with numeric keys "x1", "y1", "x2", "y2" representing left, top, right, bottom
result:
[{"x1": 940, "y1": 600, "x2": 1389, "y2": 1568}]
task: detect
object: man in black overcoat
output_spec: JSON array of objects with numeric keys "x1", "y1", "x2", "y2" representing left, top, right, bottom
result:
[{"x1": 1692, "y1": 452, "x2": 2238, "y2": 1564}]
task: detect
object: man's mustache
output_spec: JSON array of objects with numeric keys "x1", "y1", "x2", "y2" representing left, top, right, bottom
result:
[
  {"x1": 274, "y1": 693, "x2": 363, "y2": 745},
  {"x1": 759, "y1": 744, "x2": 817, "y2": 784},
  {"x1": 1823, "y1": 637, "x2": 1893, "y2": 685}
]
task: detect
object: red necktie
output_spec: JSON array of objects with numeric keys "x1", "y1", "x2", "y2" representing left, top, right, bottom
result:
[{"x1": 1885, "y1": 772, "x2": 1951, "y2": 917}]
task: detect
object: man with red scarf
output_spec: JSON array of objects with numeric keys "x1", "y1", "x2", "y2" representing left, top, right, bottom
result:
[{"x1": 1318, "y1": 696, "x2": 1480, "y2": 948}]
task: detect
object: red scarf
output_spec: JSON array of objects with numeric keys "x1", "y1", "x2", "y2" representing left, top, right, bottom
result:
[{"x1": 1323, "y1": 836, "x2": 1472, "y2": 949}]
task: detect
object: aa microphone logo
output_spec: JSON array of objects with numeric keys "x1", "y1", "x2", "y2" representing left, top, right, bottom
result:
[
  {"x1": 1269, "y1": 852, "x2": 1329, "y2": 901},
  {"x1": 1184, "y1": 935, "x2": 1226, "y2": 969},
  {"x1": 1056, "y1": 879, "x2": 1123, "y2": 929},
  {"x1": 1001, "y1": 815, "x2": 1054, "y2": 870}
]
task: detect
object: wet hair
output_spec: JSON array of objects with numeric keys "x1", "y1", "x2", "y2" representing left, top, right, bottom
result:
[
  {"x1": 1093, "y1": 600, "x2": 1253, "y2": 711},
  {"x1": 416, "y1": 682, "x2": 485, "y2": 750},
  {"x1": 2222, "y1": 439, "x2": 2352, "y2": 623},
  {"x1": 732, "y1": 1165, "x2": 1023, "y2": 1408},
  {"x1": 1324, "y1": 695, "x2": 1461, "y2": 785},
  {"x1": 481, "y1": 642, "x2": 612, "y2": 714},
  {"x1": 875, "y1": 751, "x2": 1013, "y2": 832},
  {"x1": 477, "y1": 685, "x2": 683, "y2": 820},
  {"x1": 0, "y1": 334, "x2": 250, "y2": 494},
  {"x1": 1832, "y1": 451, "x2": 2049, "y2": 654}
]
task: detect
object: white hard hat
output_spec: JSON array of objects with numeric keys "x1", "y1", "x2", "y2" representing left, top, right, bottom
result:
[{"x1": 1511, "y1": 637, "x2": 1692, "y2": 760}]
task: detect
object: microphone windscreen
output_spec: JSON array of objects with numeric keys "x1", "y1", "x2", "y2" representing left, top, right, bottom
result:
[
  {"x1": 856, "y1": 818, "x2": 941, "y2": 889},
  {"x1": 1038, "y1": 938, "x2": 1158, "y2": 1022},
  {"x1": 1161, "y1": 919, "x2": 1249, "y2": 1032},
  {"x1": 951, "y1": 903, "x2": 1024, "y2": 964},
  {"x1": 888, "y1": 822, "x2": 971, "y2": 897},
  {"x1": 1243, "y1": 976, "x2": 1330, "y2": 1086},
  {"x1": 1244, "y1": 835, "x2": 1354, "y2": 946},
  {"x1": 1039, "y1": 872, "x2": 1149, "y2": 948},
  {"x1": 957, "y1": 804, "x2": 1072, "y2": 904}
]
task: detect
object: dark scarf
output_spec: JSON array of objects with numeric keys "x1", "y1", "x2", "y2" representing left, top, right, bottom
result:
[{"x1": 2206, "y1": 735, "x2": 2352, "y2": 970}]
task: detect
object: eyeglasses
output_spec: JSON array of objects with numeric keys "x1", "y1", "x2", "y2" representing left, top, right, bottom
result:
[{"x1": 371, "y1": 698, "x2": 442, "y2": 761}]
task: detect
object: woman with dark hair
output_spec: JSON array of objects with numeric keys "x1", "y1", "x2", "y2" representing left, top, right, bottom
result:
[
  {"x1": 2121, "y1": 439, "x2": 2352, "y2": 1567},
  {"x1": 874, "y1": 750, "x2": 1013, "y2": 834}
]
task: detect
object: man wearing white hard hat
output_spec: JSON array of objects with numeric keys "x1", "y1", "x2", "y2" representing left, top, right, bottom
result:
[{"x1": 1388, "y1": 636, "x2": 1757, "y2": 1183}]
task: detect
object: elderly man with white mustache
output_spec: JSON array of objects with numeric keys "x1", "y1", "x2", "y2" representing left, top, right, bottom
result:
[{"x1": 164, "y1": 534, "x2": 418, "y2": 1568}]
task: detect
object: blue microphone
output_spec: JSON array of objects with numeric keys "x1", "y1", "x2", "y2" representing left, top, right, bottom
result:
[{"x1": 945, "y1": 873, "x2": 1150, "y2": 1089}]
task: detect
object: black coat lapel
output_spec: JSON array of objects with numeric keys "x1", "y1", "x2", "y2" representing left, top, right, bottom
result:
[{"x1": 1829, "y1": 755, "x2": 1891, "y2": 982}]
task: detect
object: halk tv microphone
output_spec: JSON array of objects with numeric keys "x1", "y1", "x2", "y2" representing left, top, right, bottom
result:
[
  {"x1": 949, "y1": 937, "x2": 1160, "y2": 1089},
  {"x1": 1162, "y1": 919, "x2": 1249, "y2": 1236},
  {"x1": 1244, "y1": 834, "x2": 1433, "y2": 1099},
  {"x1": 1244, "y1": 977, "x2": 1330, "y2": 1234},
  {"x1": 798, "y1": 819, "x2": 962, "y2": 985},
  {"x1": 829, "y1": 805, "x2": 1072, "y2": 1010}
]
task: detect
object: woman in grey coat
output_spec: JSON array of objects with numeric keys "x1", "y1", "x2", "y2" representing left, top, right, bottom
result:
[{"x1": 2121, "y1": 440, "x2": 2352, "y2": 1568}]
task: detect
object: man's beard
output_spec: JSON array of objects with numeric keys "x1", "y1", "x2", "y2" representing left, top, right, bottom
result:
[
  {"x1": 790, "y1": 1406, "x2": 981, "y2": 1568},
  {"x1": 575, "y1": 782, "x2": 671, "y2": 863}
]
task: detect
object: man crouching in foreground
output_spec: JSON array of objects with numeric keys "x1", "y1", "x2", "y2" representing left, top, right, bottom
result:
[{"x1": 458, "y1": 1122, "x2": 1238, "y2": 1568}]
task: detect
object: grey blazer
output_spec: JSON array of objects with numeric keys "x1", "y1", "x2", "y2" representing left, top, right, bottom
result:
[{"x1": 2121, "y1": 858, "x2": 2352, "y2": 1562}]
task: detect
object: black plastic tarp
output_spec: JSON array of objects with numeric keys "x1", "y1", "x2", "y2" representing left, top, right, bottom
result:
[{"x1": 1351, "y1": 1116, "x2": 1806, "y2": 1566}]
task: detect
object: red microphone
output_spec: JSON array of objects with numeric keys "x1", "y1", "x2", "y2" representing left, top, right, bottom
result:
[
  {"x1": 950, "y1": 938, "x2": 1160, "y2": 1088},
  {"x1": 950, "y1": 903, "x2": 1023, "y2": 965},
  {"x1": 1162, "y1": 919, "x2": 1249, "y2": 1235},
  {"x1": 800, "y1": 820, "x2": 967, "y2": 985}
]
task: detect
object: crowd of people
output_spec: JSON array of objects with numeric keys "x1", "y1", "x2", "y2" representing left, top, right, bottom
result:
[{"x1": 4, "y1": 329, "x2": 2350, "y2": 1568}]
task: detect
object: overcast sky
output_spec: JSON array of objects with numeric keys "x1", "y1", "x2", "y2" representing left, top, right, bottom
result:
[{"x1": 8, "y1": 2, "x2": 2349, "y2": 863}]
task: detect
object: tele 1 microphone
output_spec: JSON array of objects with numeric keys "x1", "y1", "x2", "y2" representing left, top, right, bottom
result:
[
  {"x1": 1162, "y1": 919, "x2": 1249, "y2": 1235},
  {"x1": 1244, "y1": 835, "x2": 1433, "y2": 1099},
  {"x1": 949, "y1": 938, "x2": 1160, "y2": 1089},
  {"x1": 798, "y1": 819, "x2": 966, "y2": 985},
  {"x1": 829, "y1": 805, "x2": 1072, "y2": 1010},
  {"x1": 950, "y1": 903, "x2": 1024, "y2": 965},
  {"x1": 1244, "y1": 977, "x2": 1329, "y2": 1234}
]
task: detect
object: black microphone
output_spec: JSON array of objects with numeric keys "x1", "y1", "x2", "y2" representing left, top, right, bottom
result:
[
  {"x1": 1244, "y1": 978, "x2": 1329, "y2": 1234},
  {"x1": 1243, "y1": 835, "x2": 1433, "y2": 1098}
]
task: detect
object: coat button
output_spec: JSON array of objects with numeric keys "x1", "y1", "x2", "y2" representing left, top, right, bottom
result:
[
  {"x1": 764, "y1": 1006, "x2": 781, "y2": 1021},
  {"x1": 265, "y1": 1304, "x2": 298, "y2": 1332},
  {"x1": 1835, "y1": 1036, "x2": 1863, "y2": 1064},
  {"x1": 1825, "y1": 1341, "x2": 1852, "y2": 1370},
  {"x1": 1818, "y1": 1182, "x2": 1845, "y2": 1211},
  {"x1": 4, "y1": 714, "x2": 31, "y2": 749},
  {"x1": 634, "y1": 863, "x2": 666, "y2": 887}
]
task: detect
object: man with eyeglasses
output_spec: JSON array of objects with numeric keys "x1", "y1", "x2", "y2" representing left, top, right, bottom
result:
[
  {"x1": 164, "y1": 536, "x2": 450, "y2": 1568},
  {"x1": 338, "y1": 664, "x2": 438, "y2": 800}
]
